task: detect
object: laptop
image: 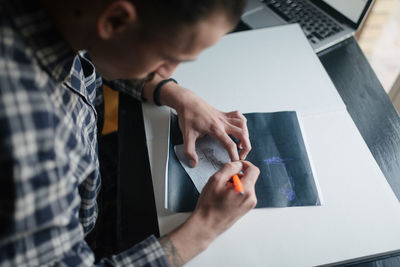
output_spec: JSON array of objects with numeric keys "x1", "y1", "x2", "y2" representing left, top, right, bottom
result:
[{"x1": 241, "y1": 0, "x2": 374, "y2": 53}]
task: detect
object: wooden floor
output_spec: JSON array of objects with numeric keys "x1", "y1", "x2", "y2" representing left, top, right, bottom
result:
[
  {"x1": 358, "y1": 0, "x2": 397, "y2": 55},
  {"x1": 358, "y1": 0, "x2": 400, "y2": 93}
]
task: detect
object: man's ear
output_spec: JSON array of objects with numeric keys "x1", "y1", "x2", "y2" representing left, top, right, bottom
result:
[{"x1": 97, "y1": 1, "x2": 137, "y2": 40}]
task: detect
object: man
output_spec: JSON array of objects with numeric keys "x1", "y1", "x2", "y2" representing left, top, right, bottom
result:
[{"x1": 0, "y1": 0, "x2": 260, "y2": 266}]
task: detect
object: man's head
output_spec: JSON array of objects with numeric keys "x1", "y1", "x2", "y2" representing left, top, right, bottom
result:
[
  {"x1": 129, "y1": 0, "x2": 245, "y2": 38},
  {"x1": 70, "y1": 0, "x2": 246, "y2": 81}
]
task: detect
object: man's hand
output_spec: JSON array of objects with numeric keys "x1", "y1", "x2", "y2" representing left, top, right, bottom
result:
[
  {"x1": 161, "y1": 83, "x2": 251, "y2": 167},
  {"x1": 162, "y1": 161, "x2": 259, "y2": 266},
  {"x1": 142, "y1": 75, "x2": 251, "y2": 167},
  {"x1": 193, "y1": 161, "x2": 259, "y2": 235}
]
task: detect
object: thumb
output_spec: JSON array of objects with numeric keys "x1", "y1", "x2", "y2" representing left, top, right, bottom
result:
[
  {"x1": 184, "y1": 133, "x2": 198, "y2": 167},
  {"x1": 214, "y1": 161, "x2": 243, "y2": 183}
]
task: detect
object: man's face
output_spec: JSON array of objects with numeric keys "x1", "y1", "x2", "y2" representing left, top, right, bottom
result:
[{"x1": 89, "y1": 12, "x2": 233, "y2": 81}]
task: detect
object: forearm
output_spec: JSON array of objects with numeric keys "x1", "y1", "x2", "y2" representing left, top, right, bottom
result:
[
  {"x1": 159, "y1": 212, "x2": 215, "y2": 267},
  {"x1": 142, "y1": 74, "x2": 194, "y2": 112}
]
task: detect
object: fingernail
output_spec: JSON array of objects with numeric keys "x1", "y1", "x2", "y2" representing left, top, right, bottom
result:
[{"x1": 189, "y1": 160, "x2": 196, "y2": 168}]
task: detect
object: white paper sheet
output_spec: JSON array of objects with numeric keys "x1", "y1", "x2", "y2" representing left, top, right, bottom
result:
[
  {"x1": 142, "y1": 24, "x2": 400, "y2": 266},
  {"x1": 174, "y1": 135, "x2": 230, "y2": 193}
]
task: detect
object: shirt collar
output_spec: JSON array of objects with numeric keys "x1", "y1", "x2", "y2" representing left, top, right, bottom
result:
[{"x1": 2, "y1": 0, "x2": 77, "y2": 83}]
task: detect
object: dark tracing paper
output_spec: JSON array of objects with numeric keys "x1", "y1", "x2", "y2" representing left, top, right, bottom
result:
[{"x1": 167, "y1": 112, "x2": 320, "y2": 212}]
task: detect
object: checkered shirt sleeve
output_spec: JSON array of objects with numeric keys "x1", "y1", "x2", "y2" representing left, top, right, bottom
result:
[{"x1": 0, "y1": 0, "x2": 169, "y2": 266}]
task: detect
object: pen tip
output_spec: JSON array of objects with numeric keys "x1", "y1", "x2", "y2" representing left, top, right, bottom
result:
[{"x1": 239, "y1": 191, "x2": 244, "y2": 196}]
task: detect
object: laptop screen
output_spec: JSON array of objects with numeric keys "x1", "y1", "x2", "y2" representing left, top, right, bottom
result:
[{"x1": 322, "y1": 0, "x2": 370, "y2": 24}]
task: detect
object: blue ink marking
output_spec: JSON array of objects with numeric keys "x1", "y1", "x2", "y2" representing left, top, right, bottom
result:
[
  {"x1": 264, "y1": 156, "x2": 296, "y2": 201},
  {"x1": 279, "y1": 175, "x2": 295, "y2": 201},
  {"x1": 264, "y1": 156, "x2": 291, "y2": 164},
  {"x1": 263, "y1": 156, "x2": 292, "y2": 178}
]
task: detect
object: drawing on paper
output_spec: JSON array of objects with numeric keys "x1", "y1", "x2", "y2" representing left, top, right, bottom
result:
[{"x1": 200, "y1": 148, "x2": 225, "y2": 171}]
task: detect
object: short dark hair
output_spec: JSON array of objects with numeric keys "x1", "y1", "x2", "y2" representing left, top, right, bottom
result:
[{"x1": 130, "y1": 0, "x2": 246, "y2": 37}]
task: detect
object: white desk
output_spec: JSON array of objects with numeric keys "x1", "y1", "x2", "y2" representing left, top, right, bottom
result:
[{"x1": 142, "y1": 25, "x2": 400, "y2": 266}]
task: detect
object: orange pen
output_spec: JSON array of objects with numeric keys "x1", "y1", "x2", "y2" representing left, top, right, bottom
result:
[{"x1": 232, "y1": 174, "x2": 244, "y2": 195}]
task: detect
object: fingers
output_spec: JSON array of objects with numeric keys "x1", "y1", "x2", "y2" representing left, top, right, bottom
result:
[
  {"x1": 211, "y1": 129, "x2": 240, "y2": 162},
  {"x1": 226, "y1": 118, "x2": 246, "y2": 128},
  {"x1": 225, "y1": 124, "x2": 252, "y2": 160},
  {"x1": 214, "y1": 161, "x2": 259, "y2": 209},
  {"x1": 240, "y1": 161, "x2": 260, "y2": 189},
  {"x1": 211, "y1": 161, "x2": 243, "y2": 184},
  {"x1": 179, "y1": 107, "x2": 251, "y2": 167},
  {"x1": 239, "y1": 142, "x2": 251, "y2": 160},
  {"x1": 211, "y1": 160, "x2": 259, "y2": 191},
  {"x1": 235, "y1": 161, "x2": 259, "y2": 209},
  {"x1": 183, "y1": 132, "x2": 199, "y2": 167},
  {"x1": 225, "y1": 111, "x2": 251, "y2": 160},
  {"x1": 226, "y1": 110, "x2": 246, "y2": 121}
]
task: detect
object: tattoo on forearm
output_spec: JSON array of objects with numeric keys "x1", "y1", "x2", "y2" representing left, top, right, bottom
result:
[{"x1": 159, "y1": 235, "x2": 184, "y2": 267}]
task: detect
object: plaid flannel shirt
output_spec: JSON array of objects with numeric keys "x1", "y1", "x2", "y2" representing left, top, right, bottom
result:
[{"x1": 0, "y1": 0, "x2": 168, "y2": 266}]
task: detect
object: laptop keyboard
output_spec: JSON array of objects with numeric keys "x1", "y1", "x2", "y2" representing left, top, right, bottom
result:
[{"x1": 263, "y1": 0, "x2": 344, "y2": 43}]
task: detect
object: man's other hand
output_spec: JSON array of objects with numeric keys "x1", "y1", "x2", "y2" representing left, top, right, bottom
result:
[
  {"x1": 163, "y1": 83, "x2": 251, "y2": 167},
  {"x1": 163, "y1": 161, "x2": 259, "y2": 264}
]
